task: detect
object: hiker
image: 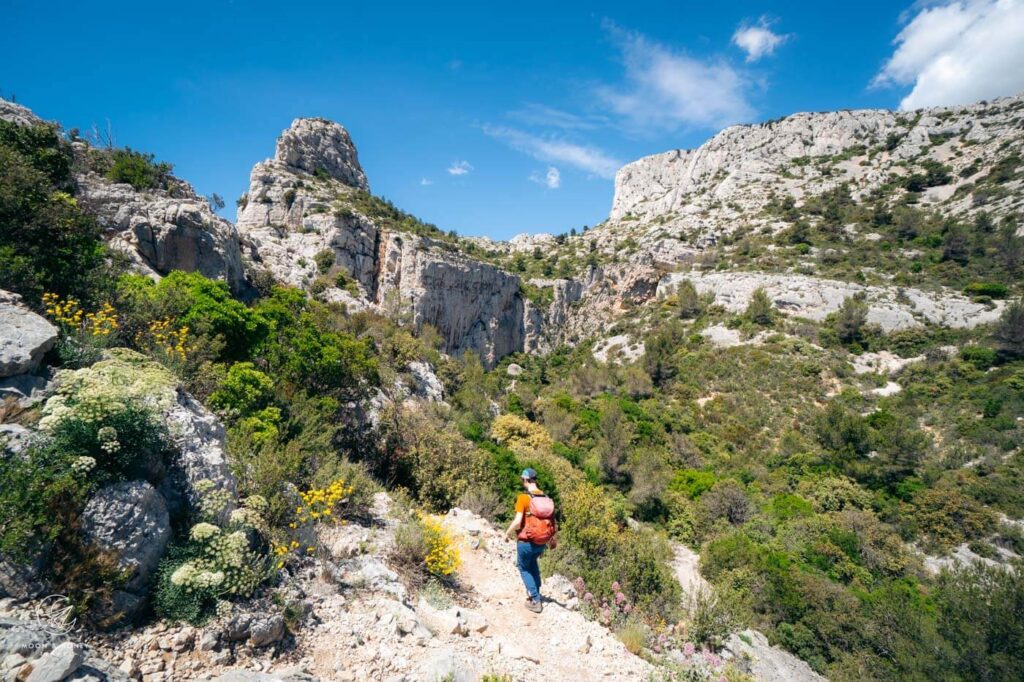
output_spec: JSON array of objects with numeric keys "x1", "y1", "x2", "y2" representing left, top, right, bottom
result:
[{"x1": 504, "y1": 468, "x2": 557, "y2": 613}]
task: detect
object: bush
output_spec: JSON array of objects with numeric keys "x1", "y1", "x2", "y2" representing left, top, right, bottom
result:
[
  {"x1": 491, "y1": 413, "x2": 552, "y2": 450},
  {"x1": 960, "y1": 345, "x2": 998, "y2": 370},
  {"x1": 155, "y1": 490, "x2": 271, "y2": 624},
  {"x1": 993, "y1": 297, "x2": 1024, "y2": 357},
  {"x1": 745, "y1": 288, "x2": 775, "y2": 326},
  {"x1": 390, "y1": 512, "x2": 461, "y2": 583},
  {"x1": 685, "y1": 586, "x2": 740, "y2": 648},
  {"x1": 256, "y1": 288, "x2": 378, "y2": 399},
  {"x1": 104, "y1": 148, "x2": 172, "y2": 190},
  {"x1": 209, "y1": 362, "x2": 275, "y2": 418},
  {"x1": 0, "y1": 121, "x2": 108, "y2": 303},
  {"x1": 313, "y1": 249, "x2": 335, "y2": 274},
  {"x1": 0, "y1": 436, "x2": 85, "y2": 561},
  {"x1": 964, "y1": 282, "x2": 1009, "y2": 298},
  {"x1": 833, "y1": 295, "x2": 869, "y2": 345},
  {"x1": 118, "y1": 272, "x2": 268, "y2": 360},
  {"x1": 912, "y1": 488, "x2": 997, "y2": 550}
]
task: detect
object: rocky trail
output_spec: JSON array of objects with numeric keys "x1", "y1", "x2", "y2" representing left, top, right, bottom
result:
[
  {"x1": 295, "y1": 497, "x2": 655, "y2": 681},
  {"x1": 0, "y1": 492, "x2": 826, "y2": 682}
]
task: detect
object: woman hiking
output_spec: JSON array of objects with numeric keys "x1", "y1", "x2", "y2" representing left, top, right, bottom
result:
[{"x1": 504, "y1": 468, "x2": 557, "y2": 613}]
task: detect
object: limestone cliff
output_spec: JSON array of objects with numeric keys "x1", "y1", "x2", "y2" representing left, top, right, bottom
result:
[{"x1": 236, "y1": 118, "x2": 544, "y2": 367}]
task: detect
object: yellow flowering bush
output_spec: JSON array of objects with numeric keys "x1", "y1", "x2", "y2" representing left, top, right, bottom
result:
[
  {"x1": 136, "y1": 317, "x2": 193, "y2": 362},
  {"x1": 490, "y1": 413, "x2": 552, "y2": 450},
  {"x1": 43, "y1": 293, "x2": 119, "y2": 337},
  {"x1": 294, "y1": 478, "x2": 353, "y2": 525},
  {"x1": 421, "y1": 515, "x2": 461, "y2": 577}
]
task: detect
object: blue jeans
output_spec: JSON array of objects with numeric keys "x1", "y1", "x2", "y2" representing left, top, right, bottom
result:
[{"x1": 516, "y1": 541, "x2": 546, "y2": 601}]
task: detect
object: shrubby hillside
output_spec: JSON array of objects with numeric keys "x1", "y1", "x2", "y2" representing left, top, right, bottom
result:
[{"x1": 1, "y1": 94, "x2": 1022, "y2": 681}]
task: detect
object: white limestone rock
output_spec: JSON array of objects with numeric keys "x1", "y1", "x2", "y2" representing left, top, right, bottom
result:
[
  {"x1": 75, "y1": 169, "x2": 245, "y2": 291},
  {"x1": 658, "y1": 271, "x2": 1004, "y2": 331},
  {"x1": 0, "y1": 291, "x2": 58, "y2": 378}
]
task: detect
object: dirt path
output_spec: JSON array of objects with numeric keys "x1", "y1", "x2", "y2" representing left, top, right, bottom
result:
[{"x1": 442, "y1": 509, "x2": 655, "y2": 681}]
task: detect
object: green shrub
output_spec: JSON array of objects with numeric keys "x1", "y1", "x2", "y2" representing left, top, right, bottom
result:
[
  {"x1": 155, "y1": 489, "x2": 271, "y2": 624},
  {"x1": 209, "y1": 362, "x2": 275, "y2": 418},
  {"x1": 118, "y1": 272, "x2": 268, "y2": 360},
  {"x1": 314, "y1": 249, "x2": 335, "y2": 274},
  {"x1": 0, "y1": 437, "x2": 84, "y2": 560},
  {"x1": 104, "y1": 148, "x2": 172, "y2": 190},
  {"x1": 960, "y1": 345, "x2": 998, "y2": 370},
  {"x1": 745, "y1": 288, "x2": 775, "y2": 326},
  {"x1": 964, "y1": 282, "x2": 1009, "y2": 298},
  {"x1": 0, "y1": 122, "x2": 108, "y2": 303}
]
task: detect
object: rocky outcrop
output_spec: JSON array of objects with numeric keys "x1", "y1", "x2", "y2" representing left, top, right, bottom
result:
[
  {"x1": 0, "y1": 290, "x2": 58, "y2": 378},
  {"x1": 75, "y1": 167, "x2": 245, "y2": 292},
  {"x1": 237, "y1": 119, "x2": 542, "y2": 368},
  {"x1": 274, "y1": 118, "x2": 367, "y2": 190},
  {"x1": 723, "y1": 630, "x2": 825, "y2": 682},
  {"x1": 610, "y1": 93, "x2": 1024, "y2": 235},
  {"x1": 165, "y1": 391, "x2": 238, "y2": 518},
  {"x1": 0, "y1": 98, "x2": 244, "y2": 292},
  {"x1": 658, "y1": 270, "x2": 1005, "y2": 331}
]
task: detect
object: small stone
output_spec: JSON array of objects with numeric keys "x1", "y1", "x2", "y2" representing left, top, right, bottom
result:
[
  {"x1": 456, "y1": 608, "x2": 488, "y2": 634},
  {"x1": 2, "y1": 653, "x2": 27, "y2": 671},
  {"x1": 118, "y1": 657, "x2": 138, "y2": 677},
  {"x1": 198, "y1": 630, "x2": 218, "y2": 652}
]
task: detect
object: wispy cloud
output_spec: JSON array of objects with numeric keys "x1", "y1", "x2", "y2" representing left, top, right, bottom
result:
[
  {"x1": 483, "y1": 124, "x2": 622, "y2": 179},
  {"x1": 508, "y1": 103, "x2": 607, "y2": 131},
  {"x1": 447, "y1": 160, "x2": 473, "y2": 176},
  {"x1": 873, "y1": 0, "x2": 1024, "y2": 110},
  {"x1": 420, "y1": 177, "x2": 433, "y2": 186},
  {"x1": 732, "y1": 17, "x2": 789, "y2": 62},
  {"x1": 596, "y1": 20, "x2": 755, "y2": 133},
  {"x1": 529, "y1": 166, "x2": 561, "y2": 189}
]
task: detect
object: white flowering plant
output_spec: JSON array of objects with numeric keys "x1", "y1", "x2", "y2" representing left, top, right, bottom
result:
[{"x1": 154, "y1": 484, "x2": 274, "y2": 624}]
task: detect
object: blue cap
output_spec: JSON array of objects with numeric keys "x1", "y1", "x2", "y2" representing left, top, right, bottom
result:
[{"x1": 521, "y1": 468, "x2": 538, "y2": 480}]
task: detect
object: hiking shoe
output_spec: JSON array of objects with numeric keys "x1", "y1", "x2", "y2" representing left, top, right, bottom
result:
[{"x1": 526, "y1": 599, "x2": 543, "y2": 613}]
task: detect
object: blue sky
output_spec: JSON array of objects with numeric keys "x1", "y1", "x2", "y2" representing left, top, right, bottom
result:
[{"x1": 5, "y1": 0, "x2": 1024, "y2": 239}]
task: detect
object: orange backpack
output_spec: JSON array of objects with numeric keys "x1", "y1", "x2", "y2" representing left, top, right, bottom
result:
[{"x1": 519, "y1": 492, "x2": 557, "y2": 545}]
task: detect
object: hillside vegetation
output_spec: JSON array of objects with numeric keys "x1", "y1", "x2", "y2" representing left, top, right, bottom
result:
[{"x1": 1, "y1": 97, "x2": 1023, "y2": 682}]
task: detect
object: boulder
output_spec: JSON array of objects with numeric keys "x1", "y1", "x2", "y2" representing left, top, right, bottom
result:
[
  {"x1": 0, "y1": 291, "x2": 57, "y2": 378},
  {"x1": 0, "y1": 549, "x2": 50, "y2": 600},
  {"x1": 24, "y1": 641, "x2": 83, "y2": 682},
  {"x1": 406, "y1": 361, "x2": 443, "y2": 402},
  {"x1": 80, "y1": 481, "x2": 171, "y2": 611},
  {"x1": 221, "y1": 613, "x2": 286, "y2": 648}
]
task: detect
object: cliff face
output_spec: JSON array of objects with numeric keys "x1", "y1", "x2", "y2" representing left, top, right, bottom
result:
[
  {"x1": 236, "y1": 118, "x2": 541, "y2": 367},
  {"x1": 608, "y1": 94, "x2": 1024, "y2": 239}
]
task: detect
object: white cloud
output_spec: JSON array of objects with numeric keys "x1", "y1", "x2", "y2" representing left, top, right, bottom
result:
[
  {"x1": 447, "y1": 160, "x2": 473, "y2": 176},
  {"x1": 873, "y1": 0, "x2": 1024, "y2": 110},
  {"x1": 732, "y1": 17, "x2": 788, "y2": 62},
  {"x1": 420, "y1": 177, "x2": 433, "y2": 186},
  {"x1": 596, "y1": 21, "x2": 755, "y2": 132},
  {"x1": 530, "y1": 166, "x2": 562, "y2": 189},
  {"x1": 483, "y1": 124, "x2": 622, "y2": 179}
]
